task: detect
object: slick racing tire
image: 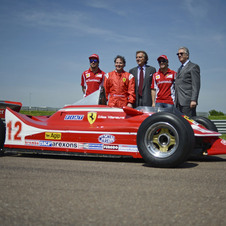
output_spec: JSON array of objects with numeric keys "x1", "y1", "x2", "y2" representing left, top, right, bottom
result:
[
  {"x1": 192, "y1": 116, "x2": 218, "y2": 132},
  {"x1": 0, "y1": 119, "x2": 6, "y2": 154},
  {"x1": 137, "y1": 112, "x2": 195, "y2": 168}
]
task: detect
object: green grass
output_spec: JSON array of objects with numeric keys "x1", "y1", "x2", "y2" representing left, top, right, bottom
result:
[
  {"x1": 208, "y1": 115, "x2": 226, "y2": 120},
  {"x1": 20, "y1": 110, "x2": 56, "y2": 116}
]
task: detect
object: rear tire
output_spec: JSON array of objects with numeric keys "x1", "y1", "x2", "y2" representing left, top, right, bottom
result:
[
  {"x1": 192, "y1": 116, "x2": 218, "y2": 132},
  {"x1": 137, "y1": 112, "x2": 194, "y2": 168}
]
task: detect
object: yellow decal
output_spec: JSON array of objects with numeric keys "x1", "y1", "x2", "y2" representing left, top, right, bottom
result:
[
  {"x1": 183, "y1": 115, "x2": 194, "y2": 123},
  {"x1": 88, "y1": 112, "x2": 97, "y2": 124},
  {"x1": 45, "y1": 132, "x2": 61, "y2": 140},
  {"x1": 123, "y1": 77, "x2": 126, "y2": 82}
]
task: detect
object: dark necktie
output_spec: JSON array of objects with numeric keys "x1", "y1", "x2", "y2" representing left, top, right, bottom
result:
[
  {"x1": 178, "y1": 65, "x2": 183, "y2": 74},
  {"x1": 139, "y1": 67, "x2": 143, "y2": 96}
]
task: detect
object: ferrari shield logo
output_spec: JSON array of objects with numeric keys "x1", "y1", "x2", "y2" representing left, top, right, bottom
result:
[{"x1": 87, "y1": 112, "x2": 97, "y2": 124}]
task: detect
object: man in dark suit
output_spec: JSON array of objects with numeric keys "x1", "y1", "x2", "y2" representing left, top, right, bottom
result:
[
  {"x1": 175, "y1": 47, "x2": 200, "y2": 117},
  {"x1": 129, "y1": 50, "x2": 156, "y2": 107}
]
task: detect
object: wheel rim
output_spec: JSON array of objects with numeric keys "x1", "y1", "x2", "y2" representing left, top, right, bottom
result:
[{"x1": 144, "y1": 122, "x2": 179, "y2": 158}]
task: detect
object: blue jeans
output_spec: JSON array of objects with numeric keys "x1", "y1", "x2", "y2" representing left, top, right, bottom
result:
[{"x1": 155, "y1": 103, "x2": 174, "y2": 108}]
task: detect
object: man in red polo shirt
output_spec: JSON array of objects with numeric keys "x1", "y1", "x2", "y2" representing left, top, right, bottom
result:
[
  {"x1": 81, "y1": 54, "x2": 105, "y2": 97},
  {"x1": 151, "y1": 55, "x2": 177, "y2": 108}
]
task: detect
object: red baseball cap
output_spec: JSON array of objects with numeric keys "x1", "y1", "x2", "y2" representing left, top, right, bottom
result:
[
  {"x1": 157, "y1": 55, "x2": 168, "y2": 61},
  {"x1": 89, "y1": 54, "x2": 99, "y2": 61}
]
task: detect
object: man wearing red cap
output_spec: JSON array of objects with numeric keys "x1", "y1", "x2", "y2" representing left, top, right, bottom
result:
[
  {"x1": 151, "y1": 55, "x2": 177, "y2": 108},
  {"x1": 81, "y1": 54, "x2": 105, "y2": 97}
]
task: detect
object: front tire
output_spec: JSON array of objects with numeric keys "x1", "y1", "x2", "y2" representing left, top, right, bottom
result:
[{"x1": 137, "y1": 112, "x2": 194, "y2": 167}]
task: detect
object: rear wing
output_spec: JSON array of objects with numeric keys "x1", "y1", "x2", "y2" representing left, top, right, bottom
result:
[{"x1": 0, "y1": 100, "x2": 22, "y2": 119}]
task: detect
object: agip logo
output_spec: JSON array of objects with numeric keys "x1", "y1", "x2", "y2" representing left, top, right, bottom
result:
[
  {"x1": 87, "y1": 112, "x2": 97, "y2": 124},
  {"x1": 45, "y1": 132, "x2": 61, "y2": 140}
]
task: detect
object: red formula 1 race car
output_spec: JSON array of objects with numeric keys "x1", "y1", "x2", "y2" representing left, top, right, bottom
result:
[{"x1": 0, "y1": 91, "x2": 226, "y2": 167}]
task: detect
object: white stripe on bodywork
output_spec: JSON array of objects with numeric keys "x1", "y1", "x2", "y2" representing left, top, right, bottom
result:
[{"x1": 191, "y1": 125, "x2": 221, "y2": 137}]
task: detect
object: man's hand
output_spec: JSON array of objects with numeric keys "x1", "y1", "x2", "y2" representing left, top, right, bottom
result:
[{"x1": 190, "y1": 101, "x2": 197, "y2": 108}]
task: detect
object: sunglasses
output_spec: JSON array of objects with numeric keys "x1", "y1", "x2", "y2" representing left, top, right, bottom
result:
[
  {"x1": 90, "y1": 59, "x2": 98, "y2": 63},
  {"x1": 158, "y1": 59, "x2": 168, "y2": 63},
  {"x1": 177, "y1": 52, "x2": 185, "y2": 56}
]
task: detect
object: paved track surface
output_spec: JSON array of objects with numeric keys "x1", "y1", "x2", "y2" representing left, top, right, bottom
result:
[{"x1": 0, "y1": 153, "x2": 226, "y2": 226}]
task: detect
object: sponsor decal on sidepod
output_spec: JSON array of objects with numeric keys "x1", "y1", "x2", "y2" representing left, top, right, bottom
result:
[
  {"x1": 64, "y1": 115, "x2": 84, "y2": 120},
  {"x1": 98, "y1": 134, "x2": 115, "y2": 144}
]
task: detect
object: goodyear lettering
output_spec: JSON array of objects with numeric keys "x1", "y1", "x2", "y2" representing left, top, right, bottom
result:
[
  {"x1": 64, "y1": 115, "x2": 84, "y2": 120},
  {"x1": 45, "y1": 132, "x2": 61, "y2": 140}
]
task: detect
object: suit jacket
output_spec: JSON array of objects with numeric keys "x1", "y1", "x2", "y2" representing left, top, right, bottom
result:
[
  {"x1": 129, "y1": 65, "x2": 156, "y2": 107},
  {"x1": 175, "y1": 61, "x2": 200, "y2": 106}
]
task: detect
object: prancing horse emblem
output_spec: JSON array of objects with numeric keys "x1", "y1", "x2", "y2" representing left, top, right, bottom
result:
[{"x1": 87, "y1": 112, "x2": 97, "y2": 124}]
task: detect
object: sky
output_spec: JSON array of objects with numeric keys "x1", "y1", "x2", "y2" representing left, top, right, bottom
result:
[{"x1": 1, "y1": 0, "x2": 226, "y2": 113}]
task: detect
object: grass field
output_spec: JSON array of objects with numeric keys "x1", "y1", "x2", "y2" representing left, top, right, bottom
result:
[
  {"x1": 209, "y1": 115, "x2": 226, "y2": 120},
  {"x1": 20, "y1": 110, "x2": 56, "y2": 116}
]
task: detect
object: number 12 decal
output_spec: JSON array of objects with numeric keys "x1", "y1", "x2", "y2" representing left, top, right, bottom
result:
[{"x1": 7, "y1": 121, "x2": 22, "y2": 141}]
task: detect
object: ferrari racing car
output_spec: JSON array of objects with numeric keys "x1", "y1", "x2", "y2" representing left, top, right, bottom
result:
[{"x1": 0, "y1": 91, "x2": 226, "y2": 167}]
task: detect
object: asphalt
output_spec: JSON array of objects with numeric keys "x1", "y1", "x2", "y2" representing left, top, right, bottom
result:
[{"x1": 0, "y1": 153, "x2": 226, "y2": 226}]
